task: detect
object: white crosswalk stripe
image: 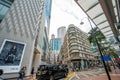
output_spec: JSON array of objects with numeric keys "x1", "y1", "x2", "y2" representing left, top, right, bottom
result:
[{"x1": 76, "y1": 69, "x2": 105, "y2": 79}]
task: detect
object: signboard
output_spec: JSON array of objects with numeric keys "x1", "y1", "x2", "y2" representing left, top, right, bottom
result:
[
  {"x1": 117, "y1": 58, "x2": 120, "y2": 61},
  {"x1": 100, "y1": 56, "x2": 111, "y2": 61},
  {"x1": 92, "y1": 47, "x2": 97, "y2": 52},
  {"x1": 0, "y1": 39, "x2": 26, "y2": 73}
]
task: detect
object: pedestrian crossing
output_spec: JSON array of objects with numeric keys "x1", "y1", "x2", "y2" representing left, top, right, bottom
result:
[{"x1": 70, "y1": 69, "x2": 105, "y2": 80}]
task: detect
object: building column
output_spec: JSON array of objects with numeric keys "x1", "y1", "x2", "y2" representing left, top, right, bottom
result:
[
  {"x1": 32, "y1": 53, "x2": 40, "y2": 72},
  {"x1": 81, "y1": 59, "x2": 84, "y2": 70}
]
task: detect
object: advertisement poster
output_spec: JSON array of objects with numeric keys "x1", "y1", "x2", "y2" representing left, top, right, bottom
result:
[{"x1": 0, "y1": 39, "x2": 26, "y2": 73}]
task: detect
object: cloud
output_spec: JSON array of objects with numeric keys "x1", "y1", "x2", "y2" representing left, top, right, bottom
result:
[
  {"x1": 54, "y1": 0, "x2": 79, "y2": 21},
  {"x1": 49, "y1": 0, "x2": 93, "y2": 39}
]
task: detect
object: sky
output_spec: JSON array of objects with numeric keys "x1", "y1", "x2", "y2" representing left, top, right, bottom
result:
[{"x1": 49, "y1": 0, "x2": 95, "y2": 39}]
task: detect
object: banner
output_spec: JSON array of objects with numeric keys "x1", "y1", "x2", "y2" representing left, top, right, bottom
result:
[
  {"x1": 100, "y1": 55, "x2": 111, "y2": 61},
  {"x1": 0, "y1": 39, "x2": 26, "y2": 73}
]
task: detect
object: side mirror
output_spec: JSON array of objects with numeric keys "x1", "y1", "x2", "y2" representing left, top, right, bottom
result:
[{"x1": 0, "y1": 69, "x2": 3, "y2": 75}]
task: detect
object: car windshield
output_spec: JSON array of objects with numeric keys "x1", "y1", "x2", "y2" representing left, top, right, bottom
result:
[{"x1": 38, "y1": 65, "x2": 46, "y2": 70}]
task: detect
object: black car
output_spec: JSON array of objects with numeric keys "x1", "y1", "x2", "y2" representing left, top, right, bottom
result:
[{"x1": 36, "y1": 64, "x2": 68, "y2": 80}]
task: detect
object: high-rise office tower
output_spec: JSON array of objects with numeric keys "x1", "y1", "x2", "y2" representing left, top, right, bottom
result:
[
  {"x1": 0, "y1": 0, "x2": 52, "y2": 78},
  {"x1": 50, "y1": 26, "x2": 66, "y2": 64},
  {"x1": 50, "y1": 35, "x2": 61, "y2": 64},
  {"x1": 57, "y1": 26, "x2": 66, "y2": 44},
  {"x1": 41, "y1": 0, "x2": 52, "y2": 64},
  {"x1": 50, "y1": 38, "x2": 61, "y2": 51},
  {"x1": 51, "y1": 34, "x2": 55, "y2": 39}
]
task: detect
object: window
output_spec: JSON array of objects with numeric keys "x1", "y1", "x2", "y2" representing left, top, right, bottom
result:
[{"x1": 0, "y1": 0, "x2": 14, "y2": 23}]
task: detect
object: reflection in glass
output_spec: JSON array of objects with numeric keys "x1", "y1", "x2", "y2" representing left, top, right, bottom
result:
[{"x1": 0, "y1": 0, "x2": 14, "y2": 23}]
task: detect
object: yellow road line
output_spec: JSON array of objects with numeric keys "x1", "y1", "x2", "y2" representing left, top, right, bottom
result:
[{"x1": 65, "y1": 72, "x2": 76, "y2": 80}]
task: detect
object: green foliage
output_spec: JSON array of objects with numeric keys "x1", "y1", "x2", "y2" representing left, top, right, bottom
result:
[
  {"x1": 88, "y1": 27, "x2": 105, "y2": 45},
  {"x1": 88, "y1": 27, "x2": 118, "y2": 58},
  {"x1": 109, "y1": 48, "x2": 119, "y2": 58}
]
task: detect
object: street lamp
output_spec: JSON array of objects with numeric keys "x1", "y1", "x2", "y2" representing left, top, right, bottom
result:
[{"x1": 80, "y1": 17, "x2": 111, "y2": 80}]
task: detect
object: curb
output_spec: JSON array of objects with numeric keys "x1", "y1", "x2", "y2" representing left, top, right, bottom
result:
[{"x1": 65, "y1": 72, "x2": 76, "y2": 80}]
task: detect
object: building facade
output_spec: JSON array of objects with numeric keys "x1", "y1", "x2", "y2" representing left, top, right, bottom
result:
[
  {"x1": 60, "y1": 24, "x2": 96, "y2": 70},
  {"x1": 0, "y1": 0, "x2": 52, "y2": 78},
  {"x1": 0, "y1": 0, "x2": 14, "y2": 23},
  {"x1": 50, "y1": 36, "x2": 61, "y2": 64},
  {"x1": 57, "y1": 26, "x2": 66, "y2": 44},
  {"x1": 50, "y1": 38, "x2": 61, "y2": 51}
]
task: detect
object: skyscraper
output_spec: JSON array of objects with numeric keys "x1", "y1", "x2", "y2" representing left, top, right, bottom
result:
[
  {"x1": 50, "y1": 34, "x2": 61, "y2": 64},
  {"x1": 40, "y1": 0, "x2": 52, "y2": 65},
  {"x1": 0, "y1": 0, "x2": 14, "y2": 23},
  {"x1": 50, "y1": 38, "x2": 61, "y2": 51},
  {"x1": 0, "y1": 0, "x2": 52, "y2": 78},
  {"x1": 51, "y1": 34, "x2": 55, "y2": 39},
  {"x1": 57, "y1": 26, "x2": 66, "y2": 44},
  {"x1": 49, "y1": 27, "x2": 66, "y2": 64}
]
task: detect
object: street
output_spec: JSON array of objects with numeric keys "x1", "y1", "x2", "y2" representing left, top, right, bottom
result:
[
  {"x1": 6, "y1": 67, "x2": 120, "y2": 80},
  {"x1": 70, "y1": 68, "x2": 105, "y2": 80},
  {"x1": 65, "y1": 68, "x2": 120, "y2": 80}
]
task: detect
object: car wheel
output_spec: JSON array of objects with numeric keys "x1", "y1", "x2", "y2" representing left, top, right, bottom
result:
[
  {"x1": 64, "y1": 73, "x2": 67, "y2": 77},
  {"x1": 50, "y1": 75, "x2": 54, "y2": 80}
]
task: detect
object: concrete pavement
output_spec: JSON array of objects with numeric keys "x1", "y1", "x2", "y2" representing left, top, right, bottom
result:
[
  {"x1": 8, "y1": 68, "x2": 120, "y2": 80},
  {"x1": 69, "y1": 68, "x2": 120, "y2": 80}
]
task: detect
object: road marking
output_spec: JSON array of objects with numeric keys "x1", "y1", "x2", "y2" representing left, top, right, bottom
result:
[
  {"x1": 65, "y1": 72, "x2": 76, "y2": 80},
  {"x1": 76, "y1": 74, "x2": 80, "y2": 79}
]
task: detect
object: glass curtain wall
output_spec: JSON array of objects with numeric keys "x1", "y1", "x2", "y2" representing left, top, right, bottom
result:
[{"x1": 0, "y1": 0, "x2": 14, "y2": 23}]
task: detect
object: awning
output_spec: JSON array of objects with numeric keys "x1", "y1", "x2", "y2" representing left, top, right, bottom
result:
[{"x1": 75, "y1": 0, "x2": 120, "y2": 41}]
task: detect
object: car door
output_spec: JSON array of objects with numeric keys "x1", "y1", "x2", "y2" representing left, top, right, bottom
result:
[
  {"x1": 59, "y1": 65, "x2": 64, "y2": 77},
  {"x1": 52, "y1": 65, "x2": 59, "y2": 79}
]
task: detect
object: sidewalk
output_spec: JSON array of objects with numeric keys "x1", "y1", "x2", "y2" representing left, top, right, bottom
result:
[
  {"x1": 110, "y1": 68, "x2": 120, "y2": 74},
  {"x1": 78, "y1": 74, "x2": 120, "y2": 80},
  {"x1": 8, "y1": 74, "x2": 36, "y2": 80},
  {"x1": 78, "y1": 68, "x2": 120, "y2": 80}
]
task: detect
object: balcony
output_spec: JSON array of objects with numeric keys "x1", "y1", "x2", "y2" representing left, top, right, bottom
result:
[
  {"x1": 69, "y1": 36, "x2": 76, "y2": 40},
  {"x1": 69, "y1": 42, "x2": 78, "y2": 46},
  {"x1": 69, "y1": 49, "x2": 79, "y2": 53}
]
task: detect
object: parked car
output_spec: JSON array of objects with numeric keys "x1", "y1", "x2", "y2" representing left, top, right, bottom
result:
[
  {"x1": 0, "y1": 69, "x2": 6, "y2": 80},
  {"x1": 0, "y1": 69, "x2": 3, "y2": 76},
  {"x1": 61, "y1": 64, "x2": 69, "y2": 74},
  {"x1": 36, "y1": 64, "x2": 68, "y2": 80}
]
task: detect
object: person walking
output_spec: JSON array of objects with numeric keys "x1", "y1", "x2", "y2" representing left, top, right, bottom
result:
[
  {"x1": 31, "y1": 67, "x2": 34, "y2": 79},
  {"x1": 23, "y1": 66, "x2": 27, "y2": 78},
  {"x1": 18, "y1": 67, "x2": 24, "y2": 80}
]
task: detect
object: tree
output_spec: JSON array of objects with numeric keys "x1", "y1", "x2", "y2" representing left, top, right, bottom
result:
[
  {"x1": 88, "y1": 27, "x2": 105, "y2": 46},
  {"x1": 88, "y1": 27, "x2": 119, "y2": 71}
]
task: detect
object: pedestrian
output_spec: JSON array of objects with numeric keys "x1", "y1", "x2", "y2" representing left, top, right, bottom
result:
[
  {"x1": 18, "y1": 67, "x2": 24, "y2": 80},
  {"x1": 76, "y1": 67, "x2": 79, "y2": 72},
  {"x1": 31, "y1": 67, "x2": 34, "y2": 78},
  {"x1": 117, "y1": 61, "x2": 120, "y2": 69},
  {"x1": 23, "y1": 66, "x2": 27, "y2": 78}
]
